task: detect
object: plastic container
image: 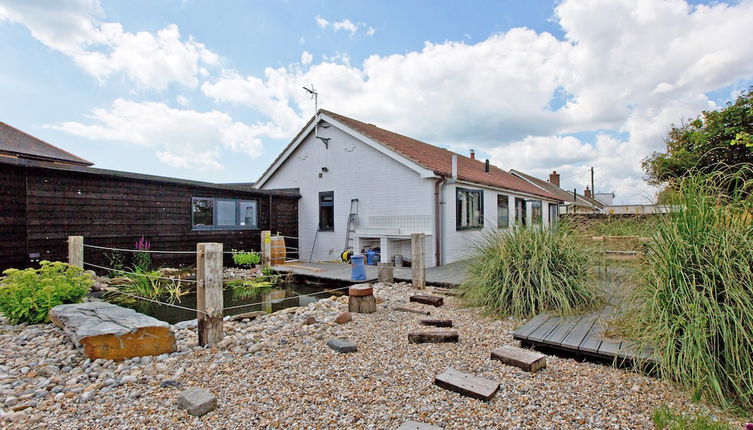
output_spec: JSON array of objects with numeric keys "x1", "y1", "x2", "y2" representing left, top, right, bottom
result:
[
  {"x1": 366, "y1": 250, "x2": 380, "y2": 265},
  {"x1": 351, "y1": 255, "x2": 367, "y2": 281}
]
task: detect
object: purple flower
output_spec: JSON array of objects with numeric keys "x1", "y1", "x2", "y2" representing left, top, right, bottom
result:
[
  {"x1": 135, "y1": 236, "x2": 151, "y2": 251},
  {"x1": 744, "y1": 423, "x2": 753, "y2": 430}
]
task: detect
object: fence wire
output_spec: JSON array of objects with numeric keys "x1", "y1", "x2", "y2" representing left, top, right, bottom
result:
[{"x1": 84, "y1": 244, "x2": 197, "y2": 255}]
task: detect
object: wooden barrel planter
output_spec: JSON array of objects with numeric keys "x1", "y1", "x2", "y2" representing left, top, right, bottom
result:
[{"x1": 270, "y1": 236, "x2": 286, "y2": 265}]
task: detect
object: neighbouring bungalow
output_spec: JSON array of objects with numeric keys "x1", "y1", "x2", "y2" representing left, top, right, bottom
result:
[
  {"x1": 254, "y1": 110, "x2": 561, "y2": 267},
  {"x1": 0, "y1": 121, "x2": 299, "y2": 272},
  {"x1": 510, "y1": 170, "x2": 606, "y2": 214}
]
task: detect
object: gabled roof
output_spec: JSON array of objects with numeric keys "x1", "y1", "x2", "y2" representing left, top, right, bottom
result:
[
  {"x1": 258, "y1": 110, "x2": 559, "y2": 201},
  {"x1": 0, "y1": 122, "x2": 92, "y2": 166},
  {"x1": 510, "y1": 169, "x2": 605, "y2": 209}
]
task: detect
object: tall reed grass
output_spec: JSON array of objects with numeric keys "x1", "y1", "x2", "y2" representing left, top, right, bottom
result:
[
  {"x1": 460, "y1": 224, "x2": 600, "y2": 318},
  {"x1": 625, "y1": 169, "x2": 753, "y2": 410}
]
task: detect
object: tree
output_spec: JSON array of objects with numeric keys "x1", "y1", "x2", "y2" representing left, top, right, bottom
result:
[{"x1": 643, "y1": 88, "x2": 753, "y2": 186}]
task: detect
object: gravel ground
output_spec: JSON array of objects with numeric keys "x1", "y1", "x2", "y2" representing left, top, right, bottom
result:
[{"x1": 0, "y1": 282, "x2": 739, "y2": 429}]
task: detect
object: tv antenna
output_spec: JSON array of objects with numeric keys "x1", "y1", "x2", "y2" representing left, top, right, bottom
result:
[{"x1": 302, "y1": 84, "x2": 318, "y2": 112}]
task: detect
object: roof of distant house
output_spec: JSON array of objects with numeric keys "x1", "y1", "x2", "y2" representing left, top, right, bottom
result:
[
  {"x1": 0, "y1": 122, "x2": 92, "y2": 166},
  {"x1": 260, "y1": 110, "x2": 558, "y2": 200},
  {"x1": 509, "y1": 169, "x2": 605, "y2": 209}
]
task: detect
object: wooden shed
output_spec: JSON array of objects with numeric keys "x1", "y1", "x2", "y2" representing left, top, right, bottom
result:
[{"x1": 0, "y1": 122, "x2": 299, "y2": 272}]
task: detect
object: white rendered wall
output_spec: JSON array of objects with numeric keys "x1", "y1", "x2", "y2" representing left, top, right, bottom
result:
[
  {"x1": 441, "y1": 182, "x2": 557, "y2": 264},
  {"x1": 261, "y1": 125, "x2": 435, "y2": 265}
]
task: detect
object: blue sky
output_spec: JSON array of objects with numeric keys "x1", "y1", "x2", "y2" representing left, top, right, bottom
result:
[{"x1": 2, "y1": 0, "x2": 753, "y2": 203}]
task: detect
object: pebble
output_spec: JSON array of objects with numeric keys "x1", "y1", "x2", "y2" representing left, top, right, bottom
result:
[{"x1": 0, "y1": 282, "x2": 739, "y2": 429}]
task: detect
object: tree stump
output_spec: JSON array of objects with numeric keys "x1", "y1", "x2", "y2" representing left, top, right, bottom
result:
[{"x1": 348, "y1": 285, "x2": 377, "y2": 314}]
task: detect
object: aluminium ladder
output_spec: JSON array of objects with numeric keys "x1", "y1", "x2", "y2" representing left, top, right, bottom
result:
[{"x1": 344, "y1": 198, "x2": 359, "y2": 252}]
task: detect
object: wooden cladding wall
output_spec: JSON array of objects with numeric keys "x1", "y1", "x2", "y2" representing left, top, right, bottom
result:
[
  {"x1": 0, "y1": 165, "x2": 299, "y2": 272},
  {"x1": 0, "y1": 165, "x2": 27, "y2": 271}
]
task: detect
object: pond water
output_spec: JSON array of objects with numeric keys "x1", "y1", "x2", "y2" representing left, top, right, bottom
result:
[{"x1": 125, "y1": 280, "x2": 341, "y2": 324}]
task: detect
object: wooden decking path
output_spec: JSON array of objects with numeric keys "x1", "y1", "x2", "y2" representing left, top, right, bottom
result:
[
  {"x1": 513, "y1": 270, "x2": 655, "y2": 366},
  {"x1": 272, "y1": 259, "x2": 469, "y2": 287}
]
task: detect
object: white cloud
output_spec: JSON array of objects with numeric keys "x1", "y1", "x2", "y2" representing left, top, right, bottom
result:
[
  {"x1": 314, "y1": 15, "x2": 374, "y2": 37},
  {"x1": 0, "y1": 0, "x2": 219, "y2": 90},
  {"x1": 314, "y1": 15, "x2": 329, "y2": 29},
  {"x1": 52, "y1": 99, "x2": 266, "y2": 171},
  {"x1": 300, "y1": 51, "x2": 313, "y2": 65},
  {"x1": 204, "y1": 0, "x2": 753, "y2": 202},
  {"x1": 175, "y1": 95, "x2": 189, "y2": 106}
]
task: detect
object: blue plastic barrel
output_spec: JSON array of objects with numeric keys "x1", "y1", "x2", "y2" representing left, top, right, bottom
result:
[
  {"x1": 366, "y1": 250, "x2": 376, "y2": 265},
  {"x1": 351, "y1": 255, "x2": 367, "y2": 281}
]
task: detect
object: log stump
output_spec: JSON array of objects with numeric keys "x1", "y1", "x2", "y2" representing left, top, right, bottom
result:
[{"x1": 348, "y1": 285, "x2": 377, "y2": 314}]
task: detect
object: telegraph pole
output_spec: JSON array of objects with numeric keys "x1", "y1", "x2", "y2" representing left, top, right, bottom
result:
[{"x1": 590, "y1": 167, "x2": 595, "y2": 198}]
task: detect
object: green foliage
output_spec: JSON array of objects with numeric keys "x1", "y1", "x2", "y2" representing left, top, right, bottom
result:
[
  {"x1": 0, "y1": 261, "x2": 92, "y2": 324},
  {"x1": 227, "y1": 278, "x2": 273, "y2": 301},
  {"x1": 570, "y1": 215, "x2": 659, "y2": 237},
  {"x1": 231, "y1": 250, "x2": 261, "y2": 267},
  {"x1": 104, "y1": 251, "x2": 126, "y2": 276},
  {"x1": 132, "y1": 252, "x2": 152, "y2": 272},
  {"x1": 105, "y1": 268, "x2": 188, "y2": 306},
  {"x1": 623, "y1": 170, "x2": 753, "y2": 410},
  {"x1": 643, "y1": 87, "x2": 753, "y2": 186},
  {"x1": 460, "y1": 225, "x2": 600, "y2": 318},
  {"x1": 652, "y1": 406, "x2": 733, "y2": 430}
]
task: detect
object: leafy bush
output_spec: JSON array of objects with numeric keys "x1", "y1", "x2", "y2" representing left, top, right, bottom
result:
[
  {"x1": 0, "y1": 261, "x2": 92, "y2": 324},
  {"x1": 652, "y1": 406, "x2": 732, "y2": 430},
  {"x1": 623, "y1": 170, "x2": 753, "y2": 409},
  {"x1": 232, "y1": 250, "x2": 261, "y2": 267},
  {"x1": 460, "y1": 225, "x2": 600, "y2": 318}
]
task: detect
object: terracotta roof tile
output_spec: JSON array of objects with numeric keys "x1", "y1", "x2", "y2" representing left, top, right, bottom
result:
[{"x1": 321, "y1": 110, "x2": 559, "y2": 200}]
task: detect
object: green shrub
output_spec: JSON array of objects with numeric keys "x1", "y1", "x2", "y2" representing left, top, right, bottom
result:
[
  {"x1": 0, "y1": 261, "x2": 92, "y2": 324},
  {"x1": 652, "y1": 406, "x2": 733, "y2": 430},
  {"x1": 105, "y1": 268, "x2": 188, "y2": 306},
  {"x1": 231, "y1": 250, "x2": 261, "y2": 267},
  {"x1": 624, "y1": 170, "x2": 753, "y2": 409},
  {"x1": 460, "y1": 225, "x2": 600, "y2": 318}
]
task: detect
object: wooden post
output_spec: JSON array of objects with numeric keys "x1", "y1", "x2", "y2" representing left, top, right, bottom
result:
[
  {"x1": 196, "y1": 243, "x2": 224, "y2": 346},
  {"x1": 411, "y1": 233, "x2": 426, "y2": 290},
  {"x1": 68, "y1": 236, "x2": 84, "y2": 269},
  {"x1": 378, "y1": 262, "x2": 394, "y2": 284},
  {"x1": 261, "y1": 230, "x2": 272, "y2": 266}
]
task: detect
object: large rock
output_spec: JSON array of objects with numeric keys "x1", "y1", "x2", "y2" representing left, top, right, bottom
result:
[{"x1": 49, "y1": 302, "x2": 176, "y2": 361}]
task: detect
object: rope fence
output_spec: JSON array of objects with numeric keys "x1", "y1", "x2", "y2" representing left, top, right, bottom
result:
[
  {"x1": 83, "y1": 262, "x2": 198, "y2": 283},
  {"x1": 83, "y1": 244, "x2": 198, "y2": 254}
]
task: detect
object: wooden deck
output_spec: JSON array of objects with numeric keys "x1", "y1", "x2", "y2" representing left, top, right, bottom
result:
[
  {"x1": 271, "y1": 259, "x2": 469, "y2": 288},
  {"x1": 513, "y1": 270, "x2": 656, "y2": 366}
]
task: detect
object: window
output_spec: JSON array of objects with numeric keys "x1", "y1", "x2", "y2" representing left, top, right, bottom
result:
[
  {"x1": 531, "y1": 201, "x2": 543, "y2": 225},
  {"x1": 192, "y1": 197, "x2": 258, "y2": 230},
  {"x1": 497, "y1": 194, "x2": 509, "y2": 228},
  {"x1": 456, "y1": 188, "x2": 483, "y2": 229},
  {"x1": 515, "y1": 197, "x2": 526, "y2": 226},
  {"x1": 549, "y1": 204, "x2": 559, "y2": 225},
  {"x1": 319, "y1": 191, "x2": 334, "y2": 231}
]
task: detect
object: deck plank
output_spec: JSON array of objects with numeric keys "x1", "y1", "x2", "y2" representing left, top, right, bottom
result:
[
  {"x1": 525, "y1": 316, "x2": 561, "y2": 343},
  {"x1": 559, "y1": 313, "x2": 599, "y2": 352},
  {"x1": 512, "y1": 313, "x2": 551, "y2": 341},
  {"x1": 544, "y1": 315, "x2": 584, "y2": 346}
]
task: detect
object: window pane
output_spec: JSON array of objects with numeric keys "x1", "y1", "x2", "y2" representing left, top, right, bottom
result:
[
  {"x1": 239, "y1": 201, "x2": 257, "y2": 227},
  {"x1": 531, "y1": 201, "x2": 542, "y2": 224},
  {"x1": 217, "y1": 200, "x2": 236, "y2": 226},
  {"x1": 319, "y1": 191, "x2": 334, "y2": 230},
  {"x1": 497, "y1": 195, "x2": 509, "y2": 228},
  {"x1": 515, "y1": 198, "x2": 526, "y2": 226},
  {"x1": 192, "y1": 199, "x2": 213, "y2": 227},
  {"x1": 456, "y1": 189, "x2": 483, "y2": 228}
]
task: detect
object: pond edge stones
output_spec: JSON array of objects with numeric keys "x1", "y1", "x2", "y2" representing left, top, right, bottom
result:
[{"x1": 176, "y1": 387, "x2": 218, "y2": 417}]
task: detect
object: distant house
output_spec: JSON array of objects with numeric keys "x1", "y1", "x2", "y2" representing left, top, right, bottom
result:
[
  {"x1": 0, "y1": 122, "x2": 299, "y2": 272},
  {"x1": 510, "y1": 170, "x2": 605, "y2": 214},
  {"x1": 255, "y1": 110, "x2": 561, "y2": 267}
]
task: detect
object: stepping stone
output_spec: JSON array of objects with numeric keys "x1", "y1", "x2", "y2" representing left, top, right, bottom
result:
[
  {"x1": 434, "y1": 367, "x2": 499, "y2": 401},
  {"x1": 419, "y1": 319, "x2": 453, "y2": 328},
  {"x1": 326, "y1": 338, "x2": 357, "y2": 353},
  {"x1": 49, "y1": 302, "x2": 175, "y2": 360},
  {"x1": 491, "y1": 345, "x2": 547, "y2": 372},
  {"x1": 409, "y1": 295, "x2": 444, "y2": 307},
  {"x1": 176, "y1": 387, "x2": 217, "y2": 417},
  {"x1": 393, "y1": 306, "x2": 430, "y2": 316},
  {"x1": 408, "y1": 329, "x2": 459, "y2": 344},
  {"x1": 397, "y1": 420, "x2": 443, "y2": 430}
]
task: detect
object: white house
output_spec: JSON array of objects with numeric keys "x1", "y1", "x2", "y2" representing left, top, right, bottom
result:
[{"x1": 255, "y1": 110, "x2": 561, "y2": 267}]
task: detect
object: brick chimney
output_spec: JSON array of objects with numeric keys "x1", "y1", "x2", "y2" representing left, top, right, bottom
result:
[
  {"x1": 549, "y1": 170, "x2": 560, "y2": 187},
  {"x1": 584, "y1": 186, "x2": 591, "y2": 198},
  {"x1": 470, "y1": 149, "x2": 475, "y2": 160}
]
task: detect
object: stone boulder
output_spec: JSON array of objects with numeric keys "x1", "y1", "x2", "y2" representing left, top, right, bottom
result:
[{"x1": 49, "y1": 302, "x2": 176, "y2": 360}]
